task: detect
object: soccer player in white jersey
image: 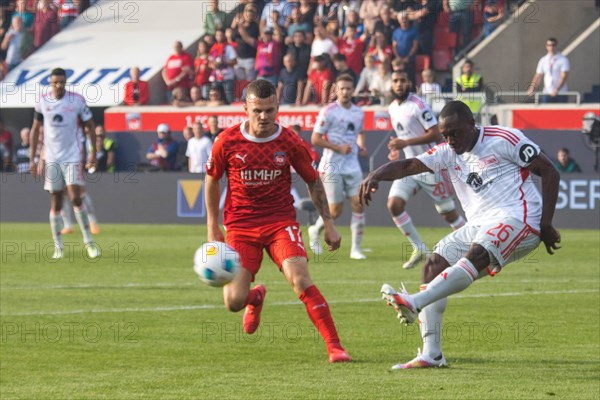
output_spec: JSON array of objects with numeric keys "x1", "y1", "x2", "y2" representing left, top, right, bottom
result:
[
  {"x1": 387, "y1": 70, "x2": 466, "y2": 269},
  {"x1": 29, "y1": 68, "x2": 100, "y2": 259},
  {"x1": 308, "y1": 74, "x2": 368, "y2": 260},
  {"x1": 360, "y1": 101, "x2": 561, "y2": 369}
]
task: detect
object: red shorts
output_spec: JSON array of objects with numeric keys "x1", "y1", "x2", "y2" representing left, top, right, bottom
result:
[{"x1": 226, "y1": 221, "x2": 308, "y2": 280}]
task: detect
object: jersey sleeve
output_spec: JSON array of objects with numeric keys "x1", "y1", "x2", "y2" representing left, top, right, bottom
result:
[
  {"x1": 416, "y1": 143, "x2": 451, "y2": 172},
  {"x1": 506, "y1": 129, "x2": 541, "y2": 168},
  {"x1": 78, "y1": 97, "x2": 93, "y2": 123},
  {"x1": 289, "y1": 135, "x2": 319, "y2": 183},
  {"x1": 313, "y1": 107, "x2": 330, "y2": 135},
  {"x1": 416, "y1": 104, "x2": 437, "y2": 130},
  {"x1": 34, "y1": 99, "x2": 43, "y2": 121},
  {"x1": 206, "y1": 136, "x2": 227, "y2": 180}
]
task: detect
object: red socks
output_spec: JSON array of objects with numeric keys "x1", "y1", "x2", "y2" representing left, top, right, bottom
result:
[{"x1": 299, "y1": 285, "x2": 341, "y2": 348}]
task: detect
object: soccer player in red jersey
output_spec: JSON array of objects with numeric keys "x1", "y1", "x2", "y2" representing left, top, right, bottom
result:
[{"x1": 205, "y1": 79, "x2": 351, "y2": 363}]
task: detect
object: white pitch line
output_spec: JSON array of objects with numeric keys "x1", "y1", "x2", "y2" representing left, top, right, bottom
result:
[{"x1": 1, "y1": 289, "x2": 597, "y2": 317}]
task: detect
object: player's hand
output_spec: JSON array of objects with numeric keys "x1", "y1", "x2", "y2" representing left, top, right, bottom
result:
[
  {"x1": 337, "y1": 144, "x2": 352, "y2": 154},
  {"x1": 388, "y1": 149, "x2": 400, "y2": 161},
  {"x1": 388, "y1": 137, "x2": 408, "y2": 150},
  {"x1": 29, "y1": 161, "x2": 38, "y2": 176},
  {"x1": 358, "y1": 173, "x2": 379, "y2": 206},
  {"x1": 323, "y1": 225, "x2": 341, "y2": 251},
  {"x1": 86, "y1": 157, "x2": 97, "y2": 173},
  {"x1": 207, "y1": 225, "x2": 225, "y2": 243},
  {"x1": 358, "y1": 146, "x2": 368, "y2": 157},
  {"x1": 540, "y1": 225, "x2": 561, "y2": 255}
]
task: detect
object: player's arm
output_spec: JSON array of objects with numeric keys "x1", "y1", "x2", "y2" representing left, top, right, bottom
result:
[
  {"x1": 205, "y1": 174, "x2": 225, "y2": 242},
  {"x1": 306, "y1": 178, "x2": 341, "y2": 251},
  {"x1": 526, "y1": 153, "x2": 561, "y2": 254},
  {"x1": 357, "y1": 131, "x2": 368, "y2": 156},
  {"x1": 82, "y1": 118, "x2": 97, "y2": 169},
  {"x1": 528, "y1": 72, "x2": 543, "y2": 96},
  {"x1": 29, "y1": 117, "x2": 42, "y2": 176},
  {"x1": 359, "y1": 158, "x2": 431, "y2": 205},
  {"x1": 311, "y1": 131, "x2": 351, "y2": 154}
]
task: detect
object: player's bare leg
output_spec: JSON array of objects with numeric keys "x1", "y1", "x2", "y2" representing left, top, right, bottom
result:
[
  {"x1": 308, "y1": 202, "x2": 343, "y2": 256},
  {"x1": 388, "y1": 197, "x2": 429, "y2": 269},
  {"x1": 222, "y1": 267, "x2": 267, "y2": 334},
  {"x1": 282, "y1": 257, "x2": 351, "y2": 363},
  {"x1": 349, "y1": 195, "x2": 366, "y2": 259},
  {"x1": 49, "y1": 191, "x2": 65, "y2": 259},
  {"x1": 66, "y1": 184, "x2": 100, "y2": 259}
]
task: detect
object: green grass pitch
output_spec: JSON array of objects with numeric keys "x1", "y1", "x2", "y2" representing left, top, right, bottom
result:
[{"x1": 1, "y1": 223, "x2": 599, "y2": 399}]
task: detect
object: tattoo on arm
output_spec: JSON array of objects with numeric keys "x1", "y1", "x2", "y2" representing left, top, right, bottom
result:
[{"x1": 307, "y1": 179, "x2": 332, "y2": 222}]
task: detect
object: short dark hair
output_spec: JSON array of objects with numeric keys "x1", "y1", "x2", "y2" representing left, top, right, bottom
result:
[
  {"x1": 440, "y1": 100, "x2": 473, "y2": 121},
  {"x1": 463, "y1": 59, "x2": 474, "y2": 67},
  {"x1": 51, "y1": 68, "x2": 66, "y2": 77},
  {"x1": 246, "y1": 79, "x2": 277, "y2": 99},
  {"x1": 336, "y1": 74, "x2": 355, "y2": 85},
  {"x1": 558, "y1": 147, "x2": 569, "y2": 154},
  {"x1": 332, "y1": 53, "x2": 347, "y2": 62},
  {"x1": 547, "y1": 37, "x2": 558, "y2": 44}
]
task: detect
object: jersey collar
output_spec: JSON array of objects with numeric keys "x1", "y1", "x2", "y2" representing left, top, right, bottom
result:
[{"x1": 240, "y1": 120, "x2": 282, "y2": 143}]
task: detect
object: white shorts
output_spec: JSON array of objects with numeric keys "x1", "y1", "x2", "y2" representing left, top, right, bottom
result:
[
  {"x1": 320, "y1": 170, "x2": 362, "y2": 204},
  {"x1": 388, "y1": 171, "x2": 456, "y2": 213},
  {"x1": 434, "y1": 218, "x2": 541, "y2": 275},
  {"x1": 44, "y1": 161, "x2": 85, "y2": 192}
]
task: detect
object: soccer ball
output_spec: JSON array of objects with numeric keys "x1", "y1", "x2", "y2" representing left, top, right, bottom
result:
[{"x1": 193, "y1": 241, "x2": 240, "y2": 287}]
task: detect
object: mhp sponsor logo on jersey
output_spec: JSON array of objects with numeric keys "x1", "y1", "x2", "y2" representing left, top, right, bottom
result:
[
  {"x1": 240, "y1": 169, "x2": 283, "y2": 183},
  {"x1": 177, "y1": 180, "x2": 205, "y2": 218}
]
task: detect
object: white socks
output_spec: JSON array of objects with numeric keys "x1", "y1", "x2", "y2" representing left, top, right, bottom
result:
[
  {"x1": 413, "y1": 258, "x2": 478, "y2": 311},
  {"x1": 350, "y1": 212, "x2": 365, "y2": 251},
  {"x1": 82, "y1": 194, "x2": 97, "y2": 225},
  {"x1": 49, "y1": 212, "x2": 64, "y2": 249},
  {"x1": 449, "y1": 215, "x2": 466, "y2": 231},
  {"x1": 393, "y1": 212, "x2": 427, "y2": 252},
  {"x1": 61, "y1": 197, "x2": 74, "y2": 229},
  {"x1": 74, "y1": 206, "x2": 93, "y2": 244},
  {"x1": 312, "y1": 215, "x2": 325, "y2": 233},
  {"x1": 418, "y1": 284, "x2": 447, "y2": 359}
]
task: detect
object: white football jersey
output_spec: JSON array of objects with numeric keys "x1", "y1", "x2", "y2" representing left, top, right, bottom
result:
[
  {"x1": 417, "y1": 126, "x2": 543, "y2": 230},
  {"x1": 314, "y1": 101, "x2": 364, "y2": 174},
  {"x1": 35, "y1": 91, "x2": 93, "y2": 163},
  {"x1": 389, "y1": 93, "x2": 438, "y2": 159}
]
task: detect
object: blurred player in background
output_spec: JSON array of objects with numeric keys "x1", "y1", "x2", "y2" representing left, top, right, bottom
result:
[
  {"x1": 308, "y1": 74, "x2": 368, "y2": 260},
  {"x1": 29, "y1": 68, "x2": 100, "y2": 259},
  {"x1": 360, "y1": 101, "x2": 560, "y2": 369},
  {"x1": 206, "y1": 79, "x2": 351, "y2": 363},
  {"x1": 387, "y1": 70, "x2": 465, "y2": 270}
]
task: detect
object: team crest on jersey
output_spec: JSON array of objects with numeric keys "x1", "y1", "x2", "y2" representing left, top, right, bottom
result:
[
  {"x1": 347, "y1": 122, "x2": 355, "y2": 132},
  {"x1": 466, "y1": 172, "x2": 483, "y2": 189},
  {"x1": 396, "y1": 122, "x2": 404, "y2": 132},
  {"x1": 53, "y1": 114, "x2": 64, "y2": 123},
  {"x1": 274, "y1": 151, "x2": 286, "y2": 166}
]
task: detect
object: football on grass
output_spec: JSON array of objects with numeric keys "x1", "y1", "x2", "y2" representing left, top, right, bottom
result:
[{"x1": 193, "y1": 242, "x2": 240, "y2": 287}]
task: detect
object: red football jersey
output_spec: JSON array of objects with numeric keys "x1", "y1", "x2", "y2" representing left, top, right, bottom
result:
[{"x1": 207, "y1": 122, "x2": 319, "y2": 229}]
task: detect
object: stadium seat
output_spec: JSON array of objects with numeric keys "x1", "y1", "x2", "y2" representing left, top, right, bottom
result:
[
  {"x1": 474, "y1": 7, "x2": 484, "y2": 26},
  {"x1": 432, "y1": 49, "x2": 453, "y2": 71},
  {"x1": 434, "y1": 31, "x2": 457, "y2": 50},
  {"x1": 436, "y1": 11, "x2": 450, "y2": 27},
  {"x1": 415, "y1": 55, "x2": 431, "y2": 74}
]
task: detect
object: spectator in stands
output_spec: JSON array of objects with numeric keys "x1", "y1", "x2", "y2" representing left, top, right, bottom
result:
[
  {"x1": 1, "y1": 16, "x2": 31, "y2": 71},
  {"x1": 207, "y1": 115, "x2": 223, "y2": 141},
  {"x1": 367, "y1": 30, "x2": 394, "y2": 65},
  {"x1": 209, "y1": 28, "x2": 237, "y2": 104},
  {"x1": 456, "y1": 59, "x2": 483, "y2": 113},
  {"x1": 554, "y1": 148, "x2": 582, "y2": 173},
  {"x1": 354, "y1": 54, "x2": 378, "y2": 99},
  {"x1": 359, "y1": 0, "x2": 383, "y2": 36},
  {"x1": 285, "y1": 6, "x2": 311, "y2": 44},
  {"x1": 297, "y1": 0, "x2": 317, "y2": 39},
  {"x1": 13, "y1": 0, "x2": 33, "y2": 30},
  {"x1": 162, "y1": 41, "x2": 194, "y2": 103},
  {"x1": 369, "y1": 60, "x2": 393, "y2": 105},
  {"x1": 278, "y1": 53, "x2": 301, "y2": 105},
  {"x1": 392, "y1": 12, "x2": 419, "y2": 82},
  {"x1": 177, "y1": 126, "x2": 193, "y2": 172},
  {"x1": 342, "y1": 8, "x2": 363, "y2": 37},
  {"x1": 171, "y1": 87, "x2": 194, "y2": 107},
  {"x1": 409, "y1": 0, "x2": 438, "y2": 58},
  {"x1": 59, "y1": 0, "x2": 79, "y2": 29},
  {"x1": 332, "y1": 53, "x2": 357, "y2": 84},
  {"x1": 374, "y1": 4, "x2": 398, "y2": 39},
  {"x1": 391, "y1": 56, "x2": 406, "y2": 73},
  {"x1": 189, "y1": 86, "x2": 204, "y2": 105},
  {"x1": 0, "y1": 118, "x2": 13, "y2": 168},
  {"x1": 287, "y1": 30, "x2": 311, "y2": 81},
  {"x1": 418, "y1": 68, "x2": 441, "y2": 96},
  {"x1": 33, "y1": 0, "x2": 60, "y2": 49},
  {"x1": 124, "y1": 66, "x2": 150, "y2": 106},
  {"x1": 194, "y1": 41, "x2": 212, "y2": 99},
  {"x1": 336, "y1": 24, "x2": 365, "y2": 76},
  {"x1": 337, "y1": 0, "x2": 360, "y2": 32},
  {"x1": 302, "y1": 54, "x2": 333, "y2": 105},
  {"x1": 0, "y1": 141, "x2": 9, "y2": 171},
  {"x1": 256, "y1": 27, "x2": 282, "y2": 85},
  {"x1": 196, "y1": 85, "x2": 226, "y2": 106},
  {"x1": 225, "y1": 27, "x2": 238, "y2": 49},
  {"x1": 203, "y1": 33, "x2": 216, "y2": 48},
  {"x1": 324, "y1": 17, "x2": 340, "y2": 38},
  {"x1": 316, "y1": 0, "x2": 340, "y2": 24},
  {"x1": 14, "y1": 127, "x2": 30, "y2": 173},
  {"x1": 260, "y1": 0, "x2": 287, "y2": 33},
  {"x1": 310, "y1": 22, "x2": 338, "y2": 59},
  {"x1": 443, "y1": 0, "x2": 474, "y2": 52},
  {"x1": 146, "y1": 123, "x2": 179, "y2": 171},
  {"x1": 528, "y1": 37, "x2": 570, "y2": 103},
  {"x1": 93, "y1": 125, "x2": 116, "y2": 173},
  {"x1": 483, "y1": 0, "x2": 504, "y2": 37},
  {"x1": 232, "y1": 2, "x2": 259, "y2": 81},
  {"x1": 186, "y1": 120, "x2": 213, "y2": 174},
  {"x1": 204, "y1": 0, "x2": 226, "y2": 36}
]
